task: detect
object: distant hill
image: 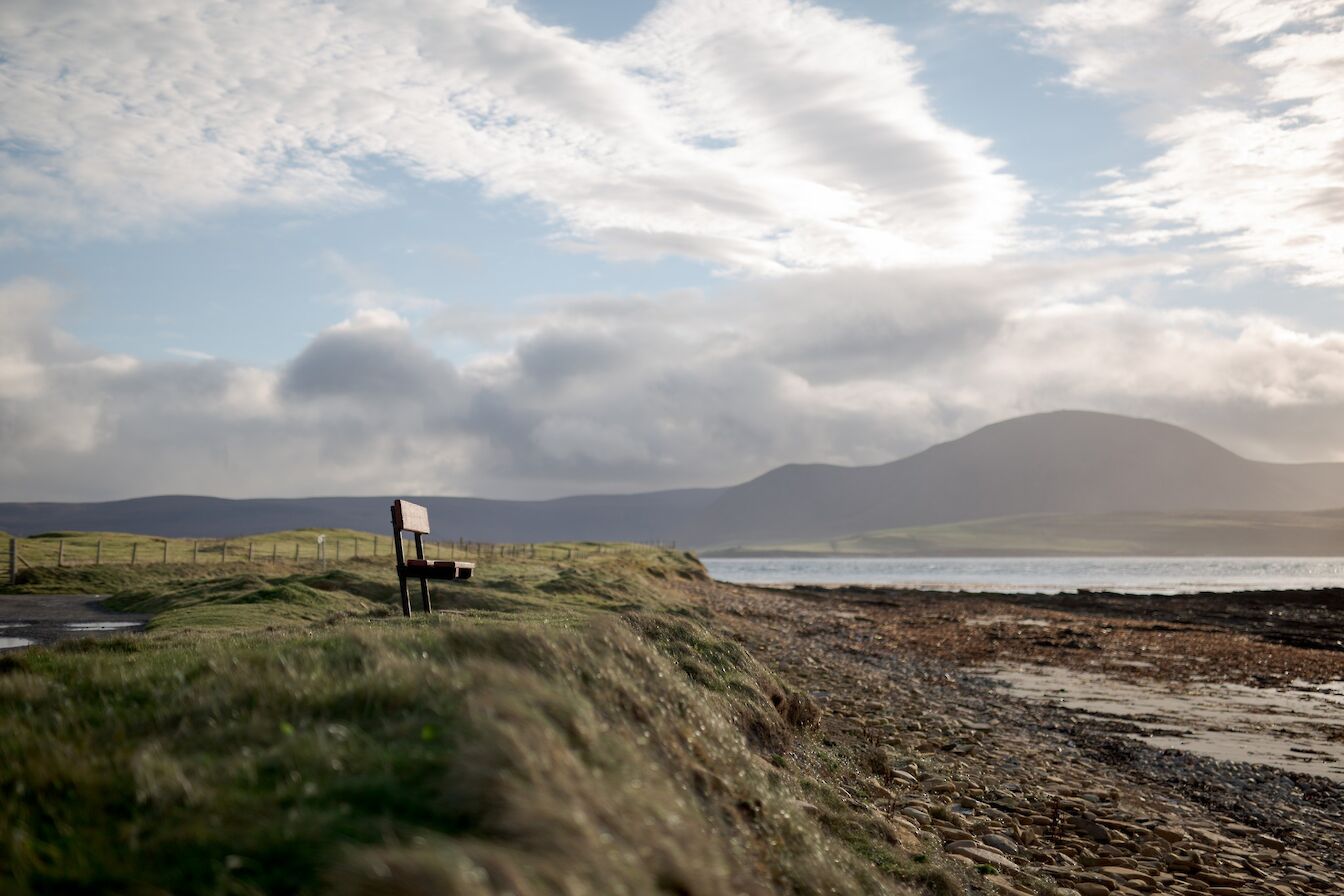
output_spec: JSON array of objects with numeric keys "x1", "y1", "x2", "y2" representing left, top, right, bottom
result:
[
  {"x1": 0, "y1": 490, "x2": 725, "y2": 543},
  {"x1": 5, "y1": 410, "x2": 1344, "y2": 551},
  {"x1": 705, "y1": 508, "x2": 1344, "y2": 557},
  {"x1": 688, "y1": 410, "x2": 1344, "y2": 547}
]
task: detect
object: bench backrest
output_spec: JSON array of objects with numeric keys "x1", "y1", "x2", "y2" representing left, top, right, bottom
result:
[{"x1": 392, "y1": 500, "x2": 430, "y2": 535}]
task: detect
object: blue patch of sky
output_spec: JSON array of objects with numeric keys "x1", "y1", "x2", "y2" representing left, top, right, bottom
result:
[
  {"x1": 518, "y1": 0, "x2": 658, "y2": 40},
  {"x1": 1160, "y1": 270, "x2": 1344, "y2": 330},
  {"x1": 0, "y1": 170, "x2": 716, "y2": 365},
  {"x1": 843, "y1": 2, "x2": 1152, "y2": 201}
]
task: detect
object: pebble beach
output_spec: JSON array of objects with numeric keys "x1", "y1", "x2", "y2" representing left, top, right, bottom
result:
[{"x1": 697, "y1": 579, "x2": 1344, "y2": 895}]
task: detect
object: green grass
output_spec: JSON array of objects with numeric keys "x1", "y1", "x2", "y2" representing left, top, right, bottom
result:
[
  {"x1": 0, "y1": 542, "x2": 942, "y2": 895},
  {"x1": 708, "y1": 508, "x2": 1344, "y2": 557}
]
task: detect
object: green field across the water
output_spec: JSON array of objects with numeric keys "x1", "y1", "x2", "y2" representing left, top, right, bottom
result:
[{"x1": 707, "y1": 508, "x2": 1344, "y2": 557}]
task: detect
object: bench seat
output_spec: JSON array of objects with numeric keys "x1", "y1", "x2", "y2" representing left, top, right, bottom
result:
[{"x1": 401, "y1": 559, "x2": 475, "y2": 580}]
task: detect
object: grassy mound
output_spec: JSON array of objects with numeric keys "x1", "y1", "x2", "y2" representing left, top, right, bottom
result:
[{"x1": 0, "y1": 546, "x2": 948, "y2": 895}]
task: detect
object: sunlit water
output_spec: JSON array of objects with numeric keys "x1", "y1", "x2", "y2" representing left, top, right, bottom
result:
[{"x1": 702, "y1": 556, "x2": 1344, "y2": 593}]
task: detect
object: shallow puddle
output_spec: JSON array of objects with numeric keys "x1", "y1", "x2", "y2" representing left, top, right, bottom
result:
[
  {"x1": 63, "y1": 621, "x2": 143, "y2": 631},
  {"x1": 974, "y1": 663, "x2": 1344, "y2": 781},
  {"x1": 0, "y1": 637, "x2": 35, "y2": 650}
]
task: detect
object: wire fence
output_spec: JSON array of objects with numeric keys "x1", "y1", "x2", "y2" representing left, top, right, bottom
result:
[{"x1": 4, "y1": 535, "x2": 677, "y2": 584}]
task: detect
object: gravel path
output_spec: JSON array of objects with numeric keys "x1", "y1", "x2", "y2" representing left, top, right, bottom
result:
[
  {"x1": 0, "y1": 593, "x2": 149, "y2": 650},
  {"x1": 697, "y1": 579, "x2": 1343, "y2": 896}
]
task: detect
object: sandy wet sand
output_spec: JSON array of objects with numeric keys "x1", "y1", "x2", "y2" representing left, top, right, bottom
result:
[
  {"x1": 0, "y1": 594, "x2": 149, "y2": 649},
  {"x1": 975, "y1": 662, "x2": 1344, "y2": 781}
]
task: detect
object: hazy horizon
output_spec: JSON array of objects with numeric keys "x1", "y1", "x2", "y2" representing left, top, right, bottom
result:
[
  {"x1": 3, "y1": 1, "x2": 1342, "y2": 502},
  {"x1": 1, "y1": 407, "x2": 1338, "y2": 506}
]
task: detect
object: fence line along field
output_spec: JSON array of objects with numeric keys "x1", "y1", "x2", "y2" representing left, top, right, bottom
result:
[{"x1": 3, "y1": 529, "x2": 674, "y2": 583}]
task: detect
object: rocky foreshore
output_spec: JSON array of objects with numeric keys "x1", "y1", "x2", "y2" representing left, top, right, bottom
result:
[{"x1": 693, "y1": 579, "x2": 1344, "y2": 895}]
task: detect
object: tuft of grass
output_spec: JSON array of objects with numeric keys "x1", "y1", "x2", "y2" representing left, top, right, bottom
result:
[{"x1": 0, "y1": 543, "x2": 940, "y2": 895}]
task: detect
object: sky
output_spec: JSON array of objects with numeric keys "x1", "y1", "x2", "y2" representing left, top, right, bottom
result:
[{"x1": 1, "y1": 0, "x2": 1343, "y2": 501}]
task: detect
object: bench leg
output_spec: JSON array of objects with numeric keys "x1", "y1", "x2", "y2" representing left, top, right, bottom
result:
[
  {"x1": 419, "y1": 577, "x2": 432, "y2": 614},
  {"x1": 398, "y1": 572, "x2": 412, "y2": 618}
]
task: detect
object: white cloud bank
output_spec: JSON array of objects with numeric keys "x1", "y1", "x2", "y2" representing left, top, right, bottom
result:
[
  {"x1": 0, "y1": 0, "x2": 1025, "y2": 273},
  {"x1": 6, "y1": 270, "x2": 1344, "y2": 501},
  {"x1": 960, "y1": 0, "x2": 1344, "y2": 287}
]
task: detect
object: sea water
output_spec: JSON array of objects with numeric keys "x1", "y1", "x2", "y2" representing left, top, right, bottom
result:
[{"x1": 701, "y1": 556, "x2": 1344, "y2": 593}]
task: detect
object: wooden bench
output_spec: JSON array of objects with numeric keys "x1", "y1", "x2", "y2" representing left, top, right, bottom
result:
[{"x1": 391, "y1": 499, "x2": 475, "y2": 617}]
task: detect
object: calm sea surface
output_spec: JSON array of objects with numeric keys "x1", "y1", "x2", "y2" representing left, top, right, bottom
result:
[{"x1": 701, "y1": 556, "x2": 1344, "y2": 594}]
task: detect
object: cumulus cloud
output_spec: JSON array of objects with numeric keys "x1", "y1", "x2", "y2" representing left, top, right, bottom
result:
[
  {"x1": 959, "y1": 0, "x2": 1344, "y2": 287},
  {"x1": 6, "y1": 269, "x2": 1344, "y2": 501},
  {"x1": 0, "y1": 0, "x2": 1025, "y2": 273}
]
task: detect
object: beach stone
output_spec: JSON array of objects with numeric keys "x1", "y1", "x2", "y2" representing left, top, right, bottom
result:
[
  {"x1": 983, "y1": 832, "x2": 1022, "y2": 855},
  {"x1": 922, "y1": 776, "x2": 956, "y2": 794},
  {"x1": 1076, "y1": 819, "x2": 1114, "y2": 844},
  {"x1": 889, "y1": 769, "x2": 919, "y2": 787},
  {"x1": 946, "y1": 844, "x2": 1021, "y2": 871},
  {"x1": 1074, "y1": 884, "x2": 1111, "y2": 896},
  {"x1": 901, "y1": 806, "x2": 930, "y2": 825}
]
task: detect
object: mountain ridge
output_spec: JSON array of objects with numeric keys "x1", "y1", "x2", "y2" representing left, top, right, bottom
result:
[{"x1": 5, "y1": 410, "x2": 1344, "y2": 550}]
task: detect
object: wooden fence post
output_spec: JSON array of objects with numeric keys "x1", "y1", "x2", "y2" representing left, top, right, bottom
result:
[
  {"x1": 95, "y1": 539, "x2": 102, "y2": 565},
  {"x1": 7, "y1": 538, "x2": 15, "y2": 585},
  {"x1": 293, "y1": 543, "x2": 300, "y2": 563},
  {"x1": 373, "y1": 536, "x2": 378, "y2": 556},
  {"x1": 131, "y1": 543, "x2": 138, "y2": 565},
  {"x1": 193, "y1": 541, "x2": 199, "y2": 564},
  {"x1": 335, "y1": 539, "x2": 341, "y2": 562},
  {"x1": 248, "y1": 542, "x2": 255, "y2": 563},
  {"x1": 57, "y1": 539, "x2": 65, "y2": 567},
  {"x1": 272, "y1": 543, "x2": 278, "y2": 563},
  {"x1": 162, "y1": 540, "x2": 169, "y2": 563},
  {"x1": 221, "y1": 542, "x2": 227, "y2": 563}
]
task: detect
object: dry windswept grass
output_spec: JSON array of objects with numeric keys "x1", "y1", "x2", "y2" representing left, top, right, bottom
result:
[{"x1": 0, "y1": 544, "x2": 949, "y2": 895}]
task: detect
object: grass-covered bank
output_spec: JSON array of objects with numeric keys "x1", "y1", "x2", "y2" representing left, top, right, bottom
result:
[{"x1": 1, "y1": 545, "x2": 951, "y2": 895}]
